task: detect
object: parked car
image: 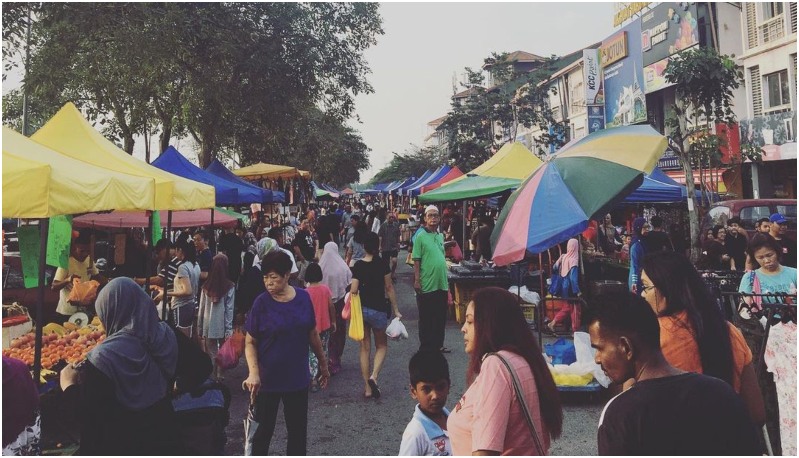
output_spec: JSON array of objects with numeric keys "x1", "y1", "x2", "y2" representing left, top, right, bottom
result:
[{"x1": 706, "y1": 199, "x2": 797, "y2": 239}]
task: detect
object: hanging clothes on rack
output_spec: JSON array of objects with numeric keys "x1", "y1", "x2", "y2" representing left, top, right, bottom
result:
[{"x1": 764, "y1": 319, "x2": 796, "y2": 456}]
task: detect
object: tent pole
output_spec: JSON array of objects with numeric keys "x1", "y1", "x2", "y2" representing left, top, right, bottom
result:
[
  {"x1": 163, "y1": 210, "x2": 172, "y2": 322},
  {"x1": 210, "y1": 208, "x2": 216, "y2": 254},
  {"x1": 33, "y1": 218, "x2": 49, "y2": 385},
  {"x1": 462, "y1": 200, "x2": 467, "y2": 261},
  {"x1": 144, "y1": 212, "x2": 153, "y2": 296}
]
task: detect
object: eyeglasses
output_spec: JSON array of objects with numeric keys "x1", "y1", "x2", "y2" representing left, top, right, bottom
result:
[{"x1": 641, "y1": 285, "x2": 656, "y2": 294}]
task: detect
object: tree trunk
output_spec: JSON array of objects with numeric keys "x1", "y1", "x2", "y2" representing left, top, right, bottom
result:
[
  {"x1": 159, "y1": 123, "x2": 172, "y2": 156},
  {"x1": 677, "y1": 142, "x2": 701, "y2": 263},
  {"x1": 123, "y1": 134, "x2": 135, "y2": 155},
  {"x1": 200, "y1": 137, "x2": 215, "y2": 169}
]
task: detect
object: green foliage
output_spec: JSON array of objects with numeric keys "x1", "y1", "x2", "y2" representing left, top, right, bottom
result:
[
  {"x1": 439, "y1": 52, "x2": 563, "y2": 171},
  {"x1": 370, "y1": 145, "x2": 450, "y2": 184},
  {"x1": 4, "y1": 2, "x2": 381, "y2": 178}
]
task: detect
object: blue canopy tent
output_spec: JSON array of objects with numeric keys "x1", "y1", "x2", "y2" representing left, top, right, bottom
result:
[
  {"x1": 152, "y1": 147, "x2": 241, "y2": 205},
  {"x1": 385, "y1": 177, "x2": 415, "y2": 194},
  {"x1": 204, "y1": 158, "x2": 281, "y2": 203},
  {"x1": 405, "y1": 165, "x2": 451, "y2": 197},
  {"x1": 400, "y1": 169, "x2": 434, "y2": 195},
  {"x1": 622, "y1": 166, "x2": 686, "y2": 203}
]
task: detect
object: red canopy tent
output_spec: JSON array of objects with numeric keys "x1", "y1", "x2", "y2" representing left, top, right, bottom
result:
[{"x1": 420, "y1": 166, "x2": 464, "y2": 193}]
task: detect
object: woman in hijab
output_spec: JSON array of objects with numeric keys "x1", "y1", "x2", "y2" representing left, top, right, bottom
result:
[
  {"x1": 59, "y1": 277, "x2": 181, "y2": 455},
  {"x1": 629, "y1": 216, "x2": 647, "y2": 294},
  {"x1": 318, "y1": 241, "x2": 352, "y2": 375},
  {"x1": 198, "y1": 253, "x2": 236, "y2": 381},
  {"x1": 545, "y1": 238, "x2": 582, "y2": 334}
]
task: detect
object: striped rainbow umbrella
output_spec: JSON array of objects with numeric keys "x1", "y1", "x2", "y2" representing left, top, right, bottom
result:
[{"x1": 491, "y1": 125, "x2": 667, "y2": 266}]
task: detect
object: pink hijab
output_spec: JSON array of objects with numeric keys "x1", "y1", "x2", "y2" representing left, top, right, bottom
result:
[{"x1": 557, "y1": 238, "x2": 580, "y2": 277}]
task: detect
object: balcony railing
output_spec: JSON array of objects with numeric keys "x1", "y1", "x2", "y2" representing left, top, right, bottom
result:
[{"x1": 759, "y1": 15, "x2": 785, "y2": 44}]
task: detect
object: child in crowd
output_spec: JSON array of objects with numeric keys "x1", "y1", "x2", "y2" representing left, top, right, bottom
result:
[
  {"x1": 305, "y1": 263, "x2": 336, "y2": 392},
  {"x1": 399, "y1": 350, "x2": 452, "y2": 456}
]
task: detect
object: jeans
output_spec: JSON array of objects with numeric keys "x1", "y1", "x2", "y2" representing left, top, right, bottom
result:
[
  {"x1": 417, "y1": 290, "x2": 448, "y2": 351},
  {"x1": 252, "y1": 388, "x2": 309, "y2": 455}
]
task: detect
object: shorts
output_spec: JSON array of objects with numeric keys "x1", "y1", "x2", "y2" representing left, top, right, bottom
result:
[
  {"x1": 381, "y1": 250, "x2": 399, "y2": 259},
  {"x1": 172, "y1": 303, "x2": 196, "y2": 329},
  {"x1": 362, "y1": 306, "x2": 389, "y2": 331}
]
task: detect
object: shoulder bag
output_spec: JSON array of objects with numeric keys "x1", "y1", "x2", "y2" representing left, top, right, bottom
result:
[{"x1": 488, "y1": 352, "x2": 545, "y2": 455}]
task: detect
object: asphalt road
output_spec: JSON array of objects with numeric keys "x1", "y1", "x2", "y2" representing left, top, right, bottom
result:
[{"x1": 221, "y1": 252, "x2": 607, "y2": 455}]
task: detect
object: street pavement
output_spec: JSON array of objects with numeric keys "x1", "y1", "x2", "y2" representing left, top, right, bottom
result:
[{"x1": 221, "y1": 250, "x2": 606, "y2": 455}]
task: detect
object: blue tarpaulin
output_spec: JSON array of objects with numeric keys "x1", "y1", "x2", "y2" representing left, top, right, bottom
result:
[
  {"x1": 204, "y1": 158, "x2": 280, "y2": 203},
  {"x1": 622, "y1": 166, "x2": 686, "y2": 203},
  {"x1": 400, "y1": 169, "x2": 434, "y2": 195},
  {"x1": 152, "y1": 147, "x2": 242, "y2": 205},
  {"x1": 406, "y1": 165, "x2": 451, "y2": 197}
]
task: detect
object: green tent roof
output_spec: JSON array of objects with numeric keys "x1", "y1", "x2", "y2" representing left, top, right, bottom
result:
[{"x1": 417, "y1": 175, "x2": 520, "y2": 203}]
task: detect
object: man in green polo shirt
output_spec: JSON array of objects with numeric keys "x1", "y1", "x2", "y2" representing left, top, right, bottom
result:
[{"x1": 412, "y1": 205, "x2": 450, "y2": 353}]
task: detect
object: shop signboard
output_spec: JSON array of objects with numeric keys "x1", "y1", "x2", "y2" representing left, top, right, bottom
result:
[
  {"x1": 641, "y1": 2, "x2": 699, "y2": 94},
  {"x1": 583, "y1": 49, "x2": 604, "y2": 106},
  {"x1": 588, "y1": 105, "x2": 606, "y2": 133},
  {"x1": 602, "y1": 20, "x2": 646, "y2": 127}
]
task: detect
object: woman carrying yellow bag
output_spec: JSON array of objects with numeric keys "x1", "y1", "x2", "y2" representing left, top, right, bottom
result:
[{"x1": 350, "y1": 233, "x2": 402, "y2": 399}]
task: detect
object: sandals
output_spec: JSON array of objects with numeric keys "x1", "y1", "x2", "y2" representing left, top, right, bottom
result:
[{"x1": 367, "y1": 378, "x2": 381, "y2": 399}]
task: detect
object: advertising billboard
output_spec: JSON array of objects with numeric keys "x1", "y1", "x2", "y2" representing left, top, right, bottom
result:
[
  {"x1": 602, "y1": 20, "x2": 646, "y2": 127},
  {"x1": 640, "y1": 2, "x2": 699, "y2": 66},
  {"x1": 588, "y1": 105, "x2": 606, "y2": 133},
  {"x1": 583, "y1": 49, "x2": 604, "y2": 106}
]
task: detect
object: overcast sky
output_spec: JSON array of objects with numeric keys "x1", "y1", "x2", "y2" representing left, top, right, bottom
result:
[
  {"x1": 352, "y1": 2, "x2": 616, "y2": 183},
  {"x1": 3, "y1": 3, "x2": 618, "y2": 182}
]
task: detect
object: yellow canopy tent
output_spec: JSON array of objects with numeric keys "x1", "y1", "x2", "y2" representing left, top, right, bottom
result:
[
  {"x1": 31, "y1": 103, "x2": 215, "y2": 210},
  {"x1": 450, "y1": 142, "x2": 542, "y2": 183},
  {"x1": 3, "y1": 127, "x2": 156, "y2": 218},
  {"x1": 233, "y1": 162, "x2": 309, "y2": 180}
]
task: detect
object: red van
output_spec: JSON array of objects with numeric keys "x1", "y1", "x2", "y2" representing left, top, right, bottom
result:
[{"x1": 706, "y1": 199, "x2": 797, "y2": 239}]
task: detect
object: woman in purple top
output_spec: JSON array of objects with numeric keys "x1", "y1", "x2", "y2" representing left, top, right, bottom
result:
[{"x1": 243, "y1": 250, "x2": 329, "y2": 456}]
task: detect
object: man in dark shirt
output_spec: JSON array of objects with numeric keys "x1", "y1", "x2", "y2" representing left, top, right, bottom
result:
[
  {"x1": 641, "y1": 215, "x2": 673, "y2": 253},
  {"x1": 768, "y1": 212, "x2": 796, "y2": 268},
  {"x1": 700, "y1": 226, "x2": 730, "y2": 270},
  {"x1": 193, "y1": 230, "x2": 213, "y2": 281},
  {"x1": 292, "y1": 218, "x2": 317, "y2": 262},
  {"x1": 725, "y1": 217, "x2": 748, "y2": 270},
  {"x1": 588, "y1": 293, "x2": 760, "y2": 456}
]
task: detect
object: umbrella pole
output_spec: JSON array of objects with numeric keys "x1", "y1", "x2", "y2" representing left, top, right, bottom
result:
[
  {"x1": 33, "y1": 218, "x2": 49, "y2": 385},
  {"x1": 163, "y1": 211, "x2": 172, "y2": 322}
]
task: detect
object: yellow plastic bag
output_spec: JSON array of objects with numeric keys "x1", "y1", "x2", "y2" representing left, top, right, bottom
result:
[{"x1": 348, "y1": 293, "x2": 364, "y2": 341}]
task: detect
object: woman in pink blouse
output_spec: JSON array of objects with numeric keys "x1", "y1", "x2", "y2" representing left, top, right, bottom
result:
[{"x1": 448, "y1": 287, "x2": 562, "y2": 455}]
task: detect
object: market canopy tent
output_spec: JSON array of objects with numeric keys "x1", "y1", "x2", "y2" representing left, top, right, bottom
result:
[
  {"x1": 31, "y1": 103, "x2": 215, "y2": 210},
  {"x1": 385, "y1": 177, "x2": 416, "y2": 194},
  {"x1": 405, "y1": 165, "x2": 452, "y2": 197},
  {"x1": 419, "y1": 142, "x2": 542, "y2": 202},
  {"x1": 622, "y1": 166, "x2": 686, "y2": 203},
  {"x1": 204, "y1": 159, "x2": 280, "y2": 203},
  {"x1": 233, "y1": 162, "x2": 306, "y2": 180},
  {"x1": 420, "y1": 166, "x2": 464, "y2": 193},
  {"x1": 73, "y1": 208, "x2": 244, "y2": 229},
  {"x1": 152, "y1": 146, "x2": 241, "y2": 205},
  {"x1": 400, "y1": 169, "x2": 435, "y2": 195},
  {"x1": 3, "y1": 127, "x2": 156, "y2": 218}
]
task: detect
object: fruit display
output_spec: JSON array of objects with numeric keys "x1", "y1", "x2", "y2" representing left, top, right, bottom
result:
[{"x1": 2, "y1": 320, "x2": 106, "y2": 369}]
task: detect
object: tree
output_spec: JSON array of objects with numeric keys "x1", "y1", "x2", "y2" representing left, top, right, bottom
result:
[
  {"x1": 370, "y1": 145, "x2": 450, "y2": 184},
  {"x1": 439, "y1": 52, "x2": 564, "y2": 171},
  {"x1": 663, "y1": 46, "x2": 757, "y2": 262}
]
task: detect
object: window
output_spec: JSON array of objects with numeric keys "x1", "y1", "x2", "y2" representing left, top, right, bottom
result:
[
  {"x1": 709, "y1": 206, "x2": 732, "y2": 228},
  {"x1": 765, "y1": 70, "x2": 791, "y2": 109},
  {"x1": 739, "y1": 206, "x2": 772, "y2": 229},
  {"x1": 776, "y1": 205, "x2": 797, "y2": 229},
  {"x1": 750, "y1": 66, "x2": 763, "y2": 116},
  {"x1": 762, "y1": 2, "x2": 784, "y2": 21}
]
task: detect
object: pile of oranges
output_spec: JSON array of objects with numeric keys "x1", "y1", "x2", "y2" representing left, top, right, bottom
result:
[{"x1": 3, "y1": 328, "x2": 106, "y2": 369}]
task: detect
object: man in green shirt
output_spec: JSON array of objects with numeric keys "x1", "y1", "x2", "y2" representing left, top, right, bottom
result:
[{"x1": 413, "y1": 205, "x2": 450, "y2": 353}]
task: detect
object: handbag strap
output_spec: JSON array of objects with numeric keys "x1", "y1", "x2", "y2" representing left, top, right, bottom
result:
[{"x1": 488, "y1": 352, "x2": 545, "y2": 455}]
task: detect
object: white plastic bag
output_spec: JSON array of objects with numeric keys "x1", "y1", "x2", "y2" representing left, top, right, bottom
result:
[
  {"x1": 507, "y1": 285, "x2": 541, "y2": 305},
  {"x1": 573, "y1": 331, "x2": 611, "y2": 388},
  {"x1": 386, "y1": 317, "x2": 408, "y2": 340}
]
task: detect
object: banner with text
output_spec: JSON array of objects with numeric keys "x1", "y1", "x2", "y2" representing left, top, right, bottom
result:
[
  {"x1": 602, "y1": 20, "x2": 646, "y2": 127},
  {"x1": 583, "y1": 49, "x2": 604, "y2": 106}
]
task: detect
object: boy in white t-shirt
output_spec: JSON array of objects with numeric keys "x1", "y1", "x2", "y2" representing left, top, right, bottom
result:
[{"x1": 399, "y1": 350, "x2": 452, "y2": 456}]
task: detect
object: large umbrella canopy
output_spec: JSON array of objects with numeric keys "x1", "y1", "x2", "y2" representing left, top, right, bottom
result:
[
  {"x1": 420, "y1": 166, "x2": 464, "y2": 193},
  {"x1": 491, "y1": 125, "x2": 667, "y2": 266},
  {"x1": 73, "y1": 208, "x2": 243, "y2": 229},
  {"x1": 31, "y1": 103, "x2": 215, "y2": 210},
  {"x1": 152, "y1": 147, "x2": 241, "y2": 205},
  {"x1": 418, "y1": 142, "x2": 542, "y2": 203},
  {"x1": 3, "y1": 127, "x2": 156, "y2": 218},
  {"x1": 204, "y1": 159, "x2": 278, "y2": 203}
]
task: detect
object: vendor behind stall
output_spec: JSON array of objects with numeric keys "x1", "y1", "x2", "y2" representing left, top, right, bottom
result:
[{"x1": 51, "y1": 231, "x2": 103, "y2": 321}]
